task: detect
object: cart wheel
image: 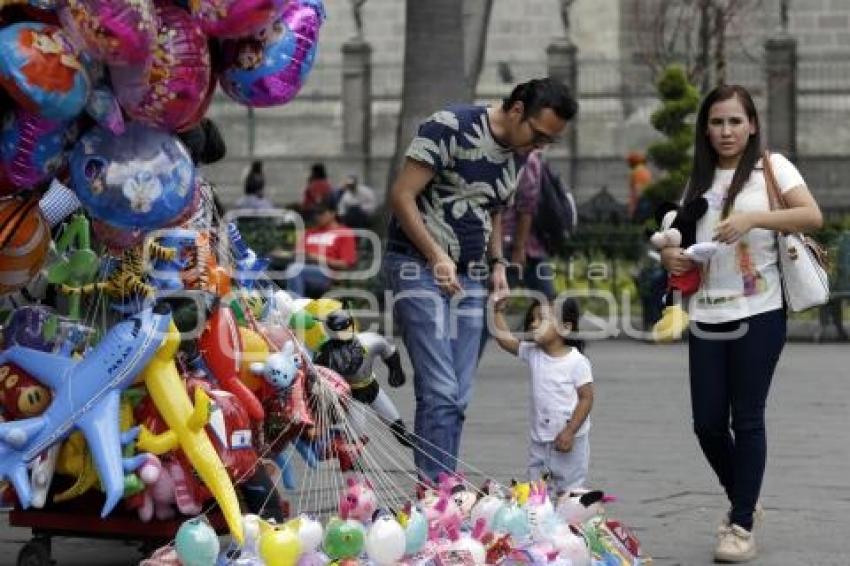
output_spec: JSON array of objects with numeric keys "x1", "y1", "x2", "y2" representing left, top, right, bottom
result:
[{"x1": 16, "y1": 538, "x2": 53, "y2": 566}]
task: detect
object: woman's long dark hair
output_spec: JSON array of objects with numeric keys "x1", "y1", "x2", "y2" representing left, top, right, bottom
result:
[
  {"x1": 523, "y1": 298, "x2": 585, "y2": 353},
  {"x1": 683, "y1": 85, "x2": 761, "y2": 218}
]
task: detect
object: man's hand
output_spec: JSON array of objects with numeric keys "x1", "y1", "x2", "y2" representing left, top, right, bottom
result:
[
  {"x1": 659, "y1": 247, "x2": 695, "y2": 276},
  {"x1": 554, "y1": 428, "x2": 575, "y2": 452},
  {"x1": 490, "y1": 262, "x2": 509, "y2": 303},
  {"x1": 429, "y1": 251, "x2": 463, "y2": 296}
]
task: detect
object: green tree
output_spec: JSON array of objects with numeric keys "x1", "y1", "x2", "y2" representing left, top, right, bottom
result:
[{"x1": 644, "y1": 65, "x2": 699, "y2": 205}]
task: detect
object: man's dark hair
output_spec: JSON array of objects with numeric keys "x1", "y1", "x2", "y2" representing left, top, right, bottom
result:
[{"x1": 502, "y1": 78, "x2": 578, "y2": 121}]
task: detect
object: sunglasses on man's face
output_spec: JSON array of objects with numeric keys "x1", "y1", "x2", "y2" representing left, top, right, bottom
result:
[{"x1": 526, "y1": 120, "x2": 559, "y2": 146}]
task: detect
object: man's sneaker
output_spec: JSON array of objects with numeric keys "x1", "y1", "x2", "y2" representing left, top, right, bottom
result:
[
  {"x1": 722, "y1": 502, "x2": 765, "y2": 529},
  {"x1": 714, "y1": 524, "x2": 757, "y2": 563}
]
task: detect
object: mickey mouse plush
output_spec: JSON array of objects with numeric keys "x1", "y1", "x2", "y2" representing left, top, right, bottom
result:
[{"x1": 649, "y1": 197, "x2": 718, "y2": 341}]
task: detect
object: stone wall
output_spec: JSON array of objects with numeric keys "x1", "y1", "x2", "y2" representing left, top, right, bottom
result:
[{"x1": 201, "y1": 0, "x2": 850, "y2": 212}]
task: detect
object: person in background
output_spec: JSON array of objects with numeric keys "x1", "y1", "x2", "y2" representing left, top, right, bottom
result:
[
  {"x1": 302, "y1": 162, "x2": 334, "y2": 222},
  {"x1": 336, "y1": 174, "x2": 377, "y2": 229},
  {"x1": 285, "y1": 197, "x2": 356, "y2": 298},
  {"x1": 234, "y1": 160, "x2": 275, "y2": 210},
  {"x1": 627, "y1": 151, "x2": 653, "y2": 221}
]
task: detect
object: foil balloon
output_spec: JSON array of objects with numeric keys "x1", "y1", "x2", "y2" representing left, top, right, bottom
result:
[
  {"x1": 110, "y1": 3, "x2": 211, "y2": 132},
  {"x1": 57, "y1": 0, "x2": 157, "y2": 66},
  {"x1": 0, "y1": 23, "x2": 90, "y2": 120},
  {"x1": 1, "y1": 107, "x2": 73, "y2": 190},
  {"x1": 219, "y1": 0, "x2": 325, "y2": 107},
  {"x1": 192, "y1": 0, "x2": 288, "y2": 39},
  {"x1": 0, "y1": 163, "x2": 13, "y2": 197},
  {"x1": 69, "y1": 122, "x2": 196, "y2": 231},
  {"x1": 175, "y1": 517, "x2": 221, "y2": 566},
  {"x1": 91, "y1": 219, "x2": 144, "y2": 251},
  {"x1": 0, "y1": 195, "x2": 50, "y2": 295}
]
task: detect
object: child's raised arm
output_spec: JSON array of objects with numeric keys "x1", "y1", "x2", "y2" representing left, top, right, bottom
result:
[{"x1": 492, "y1": 298, "x2": 520, "y2": 355}]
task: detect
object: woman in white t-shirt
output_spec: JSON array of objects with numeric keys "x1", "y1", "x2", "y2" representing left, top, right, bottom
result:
[
  {"x1": 661, "y1": 85, "x2": 823, "y2": 563},
  {"x1": 493, "y1": 297, "x2": 594, "y2": 494}
]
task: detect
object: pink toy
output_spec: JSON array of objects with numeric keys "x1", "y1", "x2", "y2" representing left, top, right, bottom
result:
[
  {"x1": 110, "y1": 4, "x2": 211, "y2": 132},
  {"x1": 338, "y1": 476, "x2": 377, "y2": 523},
  {"x1": 192, "y1": 0, "x2": 288, "y2": 39},
  {"x1": 424, "y1": 489, "x2": 463, "y2": 542},
  {"x1": 135, "y1": 456, "x2": 203, "y2": 522},
  {"x1": 58, "y1": 0, "x2": 158, "y2": 66},
  {"x1": 438, "y1": 472, "x2": 477, "y2": 518}
]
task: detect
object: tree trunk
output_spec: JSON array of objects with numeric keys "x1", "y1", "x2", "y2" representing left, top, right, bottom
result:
[
  {"x1": 714, "y1": 4, "x2": 727, "y2": 86},
  {"x1": 386, "y1": 0, "x2": 475, "y2": 196},
  {"x1": 464, "y1": 0, "x2": 495, "y2": 90}
]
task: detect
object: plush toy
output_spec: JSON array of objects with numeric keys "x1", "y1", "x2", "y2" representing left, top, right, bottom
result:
[
  {"x1": 315, "y1": 328, "x2": 412, "y2": 447},
  {"x1": 649, "y1": 197, "x2": 718, "y2": 342}
]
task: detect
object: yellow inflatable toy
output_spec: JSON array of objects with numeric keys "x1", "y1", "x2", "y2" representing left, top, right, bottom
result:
[
  {"x1": 137, "y1": 321, "x2": 244, "y2": 543},
  {"x1": 239, "y1": 326, "x2": 270, "y2": 392}
]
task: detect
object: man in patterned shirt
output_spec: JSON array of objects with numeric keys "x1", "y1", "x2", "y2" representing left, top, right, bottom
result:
[{"x1": 383, "y1": 78, "x2": 578, "y2": 482}]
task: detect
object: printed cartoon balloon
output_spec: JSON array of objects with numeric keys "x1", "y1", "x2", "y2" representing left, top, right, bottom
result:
[
  {"x1": 0, "y1": 23, "x2": 90, "y2": 120},
  {"x1": 110, "y1": 3, "x2": 211, "y2": 132},
  {"x1": 58, "y1": 0, "x2": 157, "y2": 66},
  {"x1": 1, "y1": 108, "x2": 73, "y2": 191},
  {"x1": 192, "y1": 0, "x2": 288, "y2": 39},
  {"x1": 0, "y1": 195, "x2": 50, "y2": 294},
  {"x1": 220, "y1": 0, "x2": 325, "y2": 107},
  {"x1": 70, "y1": 123, "x2": 196, "y2": 231}
]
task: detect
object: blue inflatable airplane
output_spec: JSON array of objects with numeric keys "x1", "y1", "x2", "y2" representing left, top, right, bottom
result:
[{"x1": 0, "y1": 304, "x2": 171, "y2": 516}]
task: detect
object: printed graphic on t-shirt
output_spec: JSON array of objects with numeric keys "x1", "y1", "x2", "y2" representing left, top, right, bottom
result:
[{"x1": 735, "y1": 241, "x2": 766, "y2": 296}]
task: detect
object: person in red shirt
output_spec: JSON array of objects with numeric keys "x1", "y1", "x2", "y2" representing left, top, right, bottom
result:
[
  {"x1": 302, "y1": 162, "x2": 334, "y2": 222},
  {"x1": 286, "y1": 198, "x2": 356, "y2": 297}
]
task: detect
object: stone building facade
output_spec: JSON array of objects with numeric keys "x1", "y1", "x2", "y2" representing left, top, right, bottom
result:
[{"x1": 203, "y1": 0, "x2": 850, "y2": 211}]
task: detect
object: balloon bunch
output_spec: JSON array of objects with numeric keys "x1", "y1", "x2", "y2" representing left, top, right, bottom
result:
[
  {"x1": 0, "y1": 0, "x2": 326, "y2": 207},
  {"x1": 161, "y1": 476, "x2": 648, "y2": 566},
  {"x1": 0, "y1": 0, "x2": 328, "y2": 548}
]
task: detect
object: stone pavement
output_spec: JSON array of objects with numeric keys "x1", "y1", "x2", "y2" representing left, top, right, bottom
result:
[{"x1": 1, "y1": 340, "x2": 848, "y2": 565}]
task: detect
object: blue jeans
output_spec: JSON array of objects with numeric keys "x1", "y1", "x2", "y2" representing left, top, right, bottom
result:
[
  {"x1": 285, "y1": 263, "x2": 332, "y2": 298},
  {"x1": 688, "y1": 308, "x2": 786, "y2": 530},
  {"x1": 382, "y1": 252, "x2": 486, "y2": 482}
]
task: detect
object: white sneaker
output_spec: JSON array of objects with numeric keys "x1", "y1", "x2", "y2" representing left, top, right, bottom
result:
[{"x1": 714, "y1": 524, "x2": 758, "y2": 563}]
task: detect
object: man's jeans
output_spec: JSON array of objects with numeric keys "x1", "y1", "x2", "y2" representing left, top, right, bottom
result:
[{"x1": 383, "y1": 252, "x2": 486, "y2": 483}]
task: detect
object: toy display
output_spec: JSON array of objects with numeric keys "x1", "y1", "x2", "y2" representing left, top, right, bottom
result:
[{"x1": 0, "y1": 2, "x2": 653, "y2": 564}]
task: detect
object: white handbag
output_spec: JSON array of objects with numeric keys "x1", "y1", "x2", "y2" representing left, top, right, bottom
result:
[{"x1": 762, "y1": 151, "x2": 830, "y2": 312}]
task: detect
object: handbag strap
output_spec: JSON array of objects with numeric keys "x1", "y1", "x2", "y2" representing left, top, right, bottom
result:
[{"x1": 761, "y1": 150, "x2": 788, "y2": 211}]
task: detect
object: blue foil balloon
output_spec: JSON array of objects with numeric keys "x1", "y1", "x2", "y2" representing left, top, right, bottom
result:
[
  {"x1": 0, "y1": 23, "x2": 90, "y2": 121},
  {"x1": 70, "y1": 122, "x2": 196, "y2": 231},
  {"x1": 176, "y1": 518, "x2": 221, "y2": 566}
]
